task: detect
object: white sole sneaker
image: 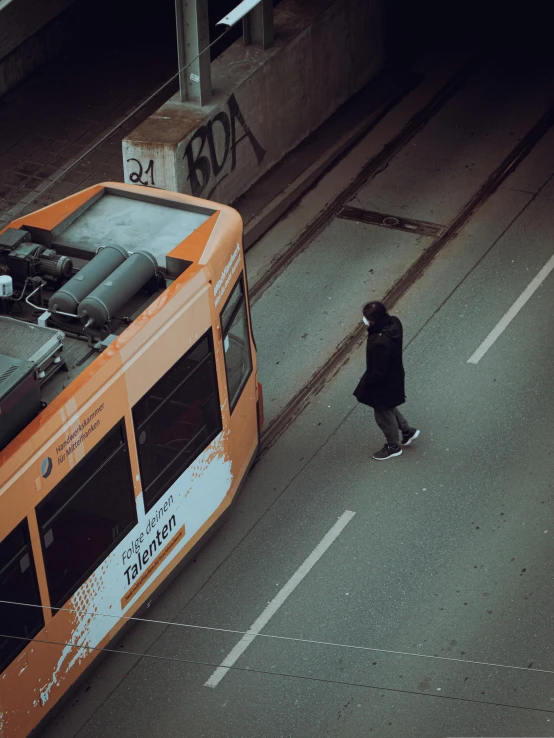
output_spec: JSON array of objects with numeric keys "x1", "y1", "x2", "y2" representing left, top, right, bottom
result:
[
  {"x1": 373, "y1": 447, "x2": 403, "y2": 461},
  {"x1": 402, "y1": 429, "x2": 420, "y2": 446}
]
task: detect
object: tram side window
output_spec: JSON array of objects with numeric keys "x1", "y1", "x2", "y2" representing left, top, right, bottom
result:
[
  {"x1": 36, "y1": 420, "x2": 137, "y2": 609},
  {"x1": 0, "y1": 520, "x2": 44, "y2": 673},
  {"x1": 133, "y1": 331, "x2": 223, "y2": 513},
  {"x1": 220, "y1": 276, "x2": 253, "y2": 412}
]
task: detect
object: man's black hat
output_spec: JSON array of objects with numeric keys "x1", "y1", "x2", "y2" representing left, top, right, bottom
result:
[{"x1": 363, "y1": 301, "x2": 387, "y2": 326}]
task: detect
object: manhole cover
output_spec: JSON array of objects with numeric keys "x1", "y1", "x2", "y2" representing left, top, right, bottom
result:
[{"x1": 337, "y1": 207, "x2": 444, "y2": 238}]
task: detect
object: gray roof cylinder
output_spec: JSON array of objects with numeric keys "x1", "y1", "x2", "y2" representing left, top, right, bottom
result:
[
  {"x1": 78, "y1": 250, "x2": 158, "y2": 327},
  {"x1": 48, "y1": 244, "x2": 128, "y2": 315}
]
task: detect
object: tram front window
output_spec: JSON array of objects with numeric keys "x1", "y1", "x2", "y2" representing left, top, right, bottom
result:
[{"x1": 220, "y1": 275, "x2": 252, "y2": 411}]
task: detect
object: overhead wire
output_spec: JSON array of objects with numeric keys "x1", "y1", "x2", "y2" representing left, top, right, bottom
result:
[
  {"x1": 2, "y1": 599, "x2": 553, "y2": 677},
  {"x1": 2, "y1": 633, "x2": 553, "y2": 715}
]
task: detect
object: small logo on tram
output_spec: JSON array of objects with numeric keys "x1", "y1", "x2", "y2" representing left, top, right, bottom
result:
[{"x1": 41, "y1": 457, "x2": 53, "y2": 478}]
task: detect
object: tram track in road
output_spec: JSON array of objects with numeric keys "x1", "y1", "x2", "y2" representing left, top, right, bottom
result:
[
  {"x1": 258, "y1": 100, "x2": 554, "y2": 456},
  {"x1": 247, "y1": 58, "x2": 480, "y2": 305}
]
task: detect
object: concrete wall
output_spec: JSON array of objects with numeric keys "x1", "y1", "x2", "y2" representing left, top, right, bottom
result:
[
  {"x1": 0, "y1": 0, "x2": 79, "y2": 97},
  {"x1": 123, "y1": 0, "x2": 383, "y2": 205}
]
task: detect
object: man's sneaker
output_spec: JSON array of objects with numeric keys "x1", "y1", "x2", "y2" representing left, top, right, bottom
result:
[
  {"x1": 401, "y1": 429, "x2": 420, "y2": 446},
  {"x1": 373, "y1": 443, "x2": 403, "y2": 461}
]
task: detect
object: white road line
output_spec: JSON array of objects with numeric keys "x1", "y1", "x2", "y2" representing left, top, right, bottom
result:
[
  {"x1": 204, "y1": 509, "x2": 356, "y2": 688},
  {"x1": 467, "y1": 253, "x2": 554, "y2": 364}
]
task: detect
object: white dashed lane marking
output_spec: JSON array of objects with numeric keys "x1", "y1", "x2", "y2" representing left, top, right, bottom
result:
[
  {"x1": 468, "y1": 253, "x2": 554, "y2": 364},
  {"x1": 204, "y1": 510, "x2": 356, "y2": 688}
]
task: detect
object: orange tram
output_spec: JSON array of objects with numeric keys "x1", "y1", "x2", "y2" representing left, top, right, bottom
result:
[{"x1": 0, "y1": 183, "x2": 263, "y2": 738}]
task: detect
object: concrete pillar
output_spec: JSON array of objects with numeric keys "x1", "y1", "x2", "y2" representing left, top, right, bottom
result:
[
  {"x1": 175, "y1": 0, "x2": 211, "y2": 105},
  {"x1": 125, "y1": 0, "x2": 385, "y2": 204}
]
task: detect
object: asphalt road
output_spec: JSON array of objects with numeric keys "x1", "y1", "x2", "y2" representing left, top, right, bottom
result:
[{"x1": 39, "y1": 58, "x2": 554, "y2": 738}]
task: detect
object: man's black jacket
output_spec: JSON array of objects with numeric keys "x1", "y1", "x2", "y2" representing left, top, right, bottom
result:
[{"x1": 353, "y1": 315, "x2": 406, "y2": 408}]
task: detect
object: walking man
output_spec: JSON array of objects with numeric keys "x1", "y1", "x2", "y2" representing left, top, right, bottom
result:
[{"x1": 353, "y1": 301, "x2": 420, "y2": 460}]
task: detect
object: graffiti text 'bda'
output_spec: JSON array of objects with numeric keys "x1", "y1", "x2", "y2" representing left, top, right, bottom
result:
[{"x1": 184, "y1": 94, "x2": 266, "y2": 198}]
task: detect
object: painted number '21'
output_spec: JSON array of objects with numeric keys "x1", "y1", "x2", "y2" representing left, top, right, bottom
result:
[{"x1": 127, "y1": 158, "x2": 155, "y2": 186}]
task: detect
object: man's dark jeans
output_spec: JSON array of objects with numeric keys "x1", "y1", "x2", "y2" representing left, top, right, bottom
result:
[{"x1": 373, "y1": 406, "x2": 412, "y2": 446}]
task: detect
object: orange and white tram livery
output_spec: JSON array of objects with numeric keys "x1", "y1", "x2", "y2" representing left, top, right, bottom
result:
[{"x1": 0, "y1": 183, "x2": 263, "y2": 738}]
